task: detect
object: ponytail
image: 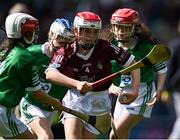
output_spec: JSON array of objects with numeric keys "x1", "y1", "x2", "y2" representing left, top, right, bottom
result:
[
  {"x1": 0, "y1": 38, "x2": 15, "y2": 62},
  {"x1": 135, "y1": 23, "x2": 157, "y2": 43}
]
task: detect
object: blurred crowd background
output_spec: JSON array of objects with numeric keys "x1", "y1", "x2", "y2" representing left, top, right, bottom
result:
[
  {"x1": 1, "y1": 0, "x2": 180, "y2": 44},
  {"x1": 0, "y1": 0, "x2": 179, "y2": 139}
]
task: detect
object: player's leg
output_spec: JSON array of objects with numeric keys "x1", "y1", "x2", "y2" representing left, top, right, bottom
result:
[
  {"x1": 28, "y1": 118, "x2": 53, "y2": 139},
  {"x1": 110, "y1": 110, "x2": 143, "y2": 139},
  {"x1": 64, "y1": 117, "x2": 97, "y2": 139},
  {"x1": 0, "y1": 105, "x2": 36, "y2": 139},
  {"x1": 20, "y1": 98, "x2": 54, "y2": 139},
  {"x1": 110, "y1": 82, "x2": 155, "y2": 139},
  {"x1": 64, "y1": 117, "x2": 84, "y2": 139}
]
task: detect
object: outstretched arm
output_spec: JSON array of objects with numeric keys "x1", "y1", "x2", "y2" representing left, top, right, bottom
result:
[
  {"x1": 32, "y1": 89, "x2": 62, "y2": 110},
  {"x1": 46, "y1": 69, "x2": 92, "y2": 94}
]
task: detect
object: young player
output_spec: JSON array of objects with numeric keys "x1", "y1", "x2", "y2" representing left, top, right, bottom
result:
[
  {"x1": 107, "y1": 8, "x2": 167, "y2": 139},
  {"x1": 45, "y1": 11, "x2": 140, "y2": 139},
  {"x1": 19, "y1": 18, "x2": 75, "y2": 139},
  {"x1": 0, "y1": 13, "x2": 62, "y2": 139}
]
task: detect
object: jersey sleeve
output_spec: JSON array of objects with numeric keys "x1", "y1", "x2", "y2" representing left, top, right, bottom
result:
[
  {"x1": 47, "y1": 49, "x2": 66, "y2": 72},
  {"x1": 154, "y1": 62, "x2": 167, "y2": 74},
  {"x1": 108, "y1": 42, "x2": 135, "y2": 67},
  {"x1": 19, "y1": 58, "x2": 41, "y2": 92},
  {"x1": 46, "y1": 44, "x2": 74, "y2": 72}
]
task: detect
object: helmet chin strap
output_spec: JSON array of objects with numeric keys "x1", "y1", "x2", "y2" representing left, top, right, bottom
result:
[
  {"x1": 23, "y1": 37, "x2": 33, "y2": 45},
  {"x1": 23, "y1": 33, "x2": 35, "y2": 45},
  {"x1": 48, "y1": 33, "x2": 59, "y2": 52},
  {"x1": 79, "y1": 43, "x2": 95, "y2": 50},
  {"x1": 77, "y1": 37, "x2": 99, "y2": 50},
  {"x1": 117, "y1": 31, "x2": 135, "y2": 43},
  {"x1": 49, "y1": 41, "x2": 59, "y2": 52},
  {"x1": 116, "y1": 36, "x2": 130, "y2": 43},
  {"x1": 118, "y1": 36, "x2": 138, "y2": 50}
]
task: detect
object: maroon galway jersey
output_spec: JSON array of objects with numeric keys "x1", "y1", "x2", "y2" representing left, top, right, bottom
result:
[{"x1": 49, "y1": 40, "x2": 134, "y2": 91}]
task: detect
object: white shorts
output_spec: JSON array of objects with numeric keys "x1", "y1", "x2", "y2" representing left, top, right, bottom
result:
[
  {"x1": 20, "y1": 98, "x2": 57, "y2": 125},
  {"x1": 114, "y1": 82, "x2": 156, "y2": 118},
  {"x1": 62, "y1": 89, "x2": 112, "y2": 135},
  {"x1": 0, "y1": 104, "x2": 27, "y2": 138}
]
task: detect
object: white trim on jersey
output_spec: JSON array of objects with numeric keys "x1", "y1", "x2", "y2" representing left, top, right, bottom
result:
[
  {"x1": 110, "y1": 43, "x2": 121, "y2": 54},
  {"x1": 157, "y1": 67, "x2": 167, "y2": 74},
  {"x1": 123, "y1": 55, "x2": 135, "y2": 67},
  {"x1": 25, "y1": 85, "x2": 41, "y2": 92},
  {"x1": 45, "y1": 67, "x2": 60, "y2": 74}
]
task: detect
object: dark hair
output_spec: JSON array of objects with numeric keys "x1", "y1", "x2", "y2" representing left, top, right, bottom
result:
[
  {"x1": 0, "y1": 26, "x2": 6, "y2": 43},
  {"x1": 135, "y1": 23, "x2": 157, "y2": 43},
  {"x1": 0, "y1": 38, "x2": 16, "y2": 62},
  {"x1": 0, "y1": 26, "x2": 5, "y2": 32}
]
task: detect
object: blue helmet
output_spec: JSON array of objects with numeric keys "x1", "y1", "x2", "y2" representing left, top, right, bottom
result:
[{"x1": 49, "y1": 18, "x2": 75, "y2": 43}]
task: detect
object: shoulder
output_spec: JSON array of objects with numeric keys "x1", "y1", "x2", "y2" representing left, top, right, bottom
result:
[
  {"x1": 27, "y1": 44, "x2": 42, "y2": 52},
  {"x1": 13, "y1": 46, "x2": 36, "y2": 67}
]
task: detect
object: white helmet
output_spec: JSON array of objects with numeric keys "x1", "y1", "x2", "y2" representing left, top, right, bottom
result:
[
  {"x1": 5, "y1": 13, "x2": 39, "y2": 44},
  {"x1": 74, "y1": 11, "x2": 102, "y2": 29},
  {"x1": 49, "y1": 18, "x2": 75, "y2": 43},
  {"x1": 73, "y1": 11, "x2": 102, "y2": 49}
]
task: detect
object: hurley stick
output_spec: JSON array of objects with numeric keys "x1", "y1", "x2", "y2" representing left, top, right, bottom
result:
[{"x1": 92, "y1": 44, "x2": 171, "y2": 89}]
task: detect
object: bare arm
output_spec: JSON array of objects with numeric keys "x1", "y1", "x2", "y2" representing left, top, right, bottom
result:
[
  {"x1": 155, "y1": 72, "x2": 167, "y2": 101},
  {"x1": 146, "y1": 69, "x2": 167, "y2": 106},
  {"x1": 156, "y1": 72, "x2": 166, "y2": 93},
  {"x1": 46, "y1": 69, "x2": 79, "y2": 89},
  {"x1": 46, "y1": 69, "x2": 92, "y2": 94},
  {"x1": 32, "y1": 89, "x2": 62, "y2": 110}
]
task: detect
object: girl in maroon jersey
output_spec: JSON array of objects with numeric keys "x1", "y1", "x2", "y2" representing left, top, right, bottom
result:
[{"x1": 46, "y1": 11, "x2": 140, "y2": 139}]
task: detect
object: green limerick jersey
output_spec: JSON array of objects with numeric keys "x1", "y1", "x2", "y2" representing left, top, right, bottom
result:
[
  {"x1": 24, "y1": 43, "x2": 68, "y2": 111},
  {"x1": 111, "y1": 39, "x2": 166, "y2": 86},
  {"x1": 0, "y1": 43, "x2": 41, "y2": 107}
]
